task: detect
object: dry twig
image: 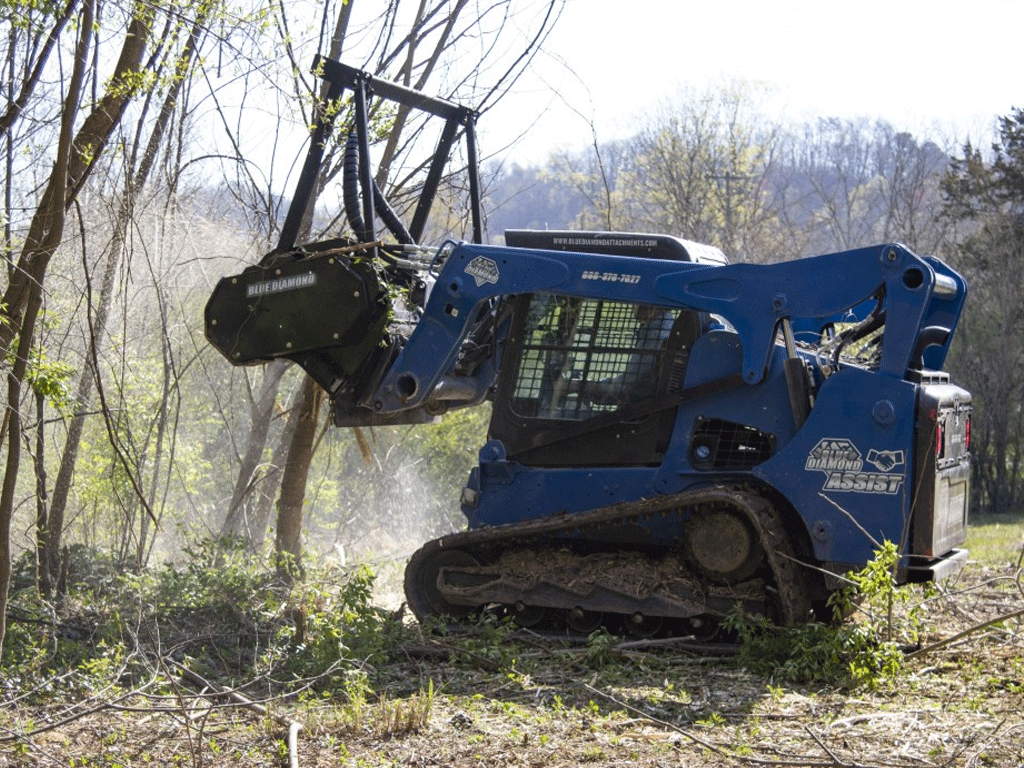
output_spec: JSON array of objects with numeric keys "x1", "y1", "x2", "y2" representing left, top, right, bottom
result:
[
  {"x1": 906, "y1": 606, "x2": 1024, "y2": 660},
  {"x1": 173, "y1": 663, "x2": 304, "y2": 768}
]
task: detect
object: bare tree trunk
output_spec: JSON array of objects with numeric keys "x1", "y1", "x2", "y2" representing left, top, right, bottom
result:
[
  {"x1": 42, "y1": 5, "x2": 208, "y2": 584},
  {"x1": 220, "y1": 360, "x2": 289, "y2": 540},
  {"x1": 248, "y1": 2, "x2": 356, "y2": 559},
  {"x1": 274, "y1": 375, "x2": 323, "y2": 581},
  {"x1": 0, "y1": 0, "x2": 80, "y2": 140},
  {"x1": 33, "y1": 391, "x2": 49, "y2": 594},
  {"x1": 250, "y1": 383, "x2": 305, "y2": 553},
  {"x1": 136, "y1": 290, "x2": 172, "y2": 568},
  {"x1": 0, "y1": 0, "x2": 97, "y2": 654},
  {"x1": 261, "y1": 0, "x2": 564, "y2": 576},
  {"x1": 0, "y1": 2, "x2": 152, "y2": 363},
  {"x1": 45, "y1": 245, "x2": 117, "y2": 593}
]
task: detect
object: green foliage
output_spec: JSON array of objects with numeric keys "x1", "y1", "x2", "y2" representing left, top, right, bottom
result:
[
  {"x1": 944, "y1": 107, "x2": 1024, "y2": 216},
  {"x1": 1, "y1": 0, "x2": 64, "y2": 30},
  {"x1": 26, "y1": 353, "x2": 75, "y2": 412},
  {"x1": 77, "y1": 642, "x2": 127, "y2": 688},
  {"x1": 443, "y1": 611, "x2": 520, "y2": 671},
  {"x1": 727, "y1": 610, "x2": 903, "y2": 690},
  {"x1": 726, "y1": 542, "x2": 921, "y2": 689},
  {"x1": 584, "y1": 627, "x2": 618, "y2": 668},
  {"x1": 941, "y1": 107, "x2": 1024, "y2": 514},
  {"x1": 3, "y1": 560, "x2": 133, "y2": 675},
  {"x1": 2, "y1": 325, "x2": 75, "y2": 413},
  {"x1": 281, "y1": 564, "x2": 398, "y2": 682},
  {"x1": 129, "y1": 541, "x2": 400, "y2": 682},
  {"x1": 0, "y1": 612, "x2": 45, "y2": 673},
  {"x1": 839, "y1": 539, "x2": 931, "y2": 645},
  {"x1": 3, "y1": 538, "x2": 406, "y2": 696},
  {"x1": 130, "y1": 536, "x2": 277, "y2": 612}
]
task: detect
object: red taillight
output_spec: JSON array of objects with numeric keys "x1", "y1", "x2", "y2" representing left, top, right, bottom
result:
[
  {"x1": 965, "y1": 416, "x2": 970, "y2": 451},
  {"x1": 935, "y1": 421, "x2": 943, "y2": 458}
]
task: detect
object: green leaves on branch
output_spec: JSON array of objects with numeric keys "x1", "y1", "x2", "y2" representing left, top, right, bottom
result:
[
  {"x1": 3, "y1": 331, "x2": 75, "y2": 414},
  {"x1": 1, "y1": 0, "x2": 65, "y2": 31},
  {"x1": 726, "y1": 541, "x2": 929, "y2": 689}
]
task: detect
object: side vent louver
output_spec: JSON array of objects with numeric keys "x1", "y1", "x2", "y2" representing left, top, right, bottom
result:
[{"x1": 690, "y1": 418, "x2": 774, "y2": 469}]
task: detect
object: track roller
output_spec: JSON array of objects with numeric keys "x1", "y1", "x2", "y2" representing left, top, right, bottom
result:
[
  {"x1": 566, "y1": 607, "x2": 603, "y2": 634},
  {"x1": 626, "y1": 612, "x2": 662, "y2": 638},
  {"x1": 511, "y1": 602, "x2": 546, "y2": 628}
]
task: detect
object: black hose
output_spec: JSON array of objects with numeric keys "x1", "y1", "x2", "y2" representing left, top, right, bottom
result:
[
  {"x1": 373, "y1": 180, "x2": 415, "y2": 246},
  {"x1": 342, "y1": 131, "x2": 371, "y2": 242},
  {"x1": 342, "y1": 130, "x2": 415, "y2": 245}
]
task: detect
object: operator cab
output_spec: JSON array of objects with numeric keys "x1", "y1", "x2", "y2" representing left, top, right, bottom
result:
[{"x1": 488, "y1": 231, "x2": 727, "y2": 467}]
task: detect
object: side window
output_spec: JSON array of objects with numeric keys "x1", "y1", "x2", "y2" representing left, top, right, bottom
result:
[{"x1": 510, "y1": 294, "x2": 679, "y2": 420}]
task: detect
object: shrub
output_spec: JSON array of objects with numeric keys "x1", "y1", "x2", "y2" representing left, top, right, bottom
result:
[{"x1": 726, "y1": 541, "x2": 922, "y2": 689}]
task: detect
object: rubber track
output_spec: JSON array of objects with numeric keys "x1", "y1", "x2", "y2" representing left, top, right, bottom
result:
[{"x1": 405, "y1": 484, "x2": 813, "y2": 628}]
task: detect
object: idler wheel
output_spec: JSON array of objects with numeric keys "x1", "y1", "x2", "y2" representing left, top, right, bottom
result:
[
  {"x1": 685, "y1": 505, "x2": 764, "y2": 584},
  {"x1": 405, "y1": 548, "x2": 480, "y2": 620}
]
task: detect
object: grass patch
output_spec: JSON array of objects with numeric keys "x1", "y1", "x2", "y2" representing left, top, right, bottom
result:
[{"x1": 967, "y1": 513, "x2": 1024, "y2": 566}]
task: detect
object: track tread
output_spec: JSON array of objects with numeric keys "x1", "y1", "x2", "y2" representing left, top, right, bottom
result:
[{"x1": 405, "y1": 485, "x2": 813, "y2": 630}]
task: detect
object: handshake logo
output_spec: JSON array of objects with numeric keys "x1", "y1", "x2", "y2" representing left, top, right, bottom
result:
[{"x1": 866, "y1": 449, "x2": 905, "y2": 472}]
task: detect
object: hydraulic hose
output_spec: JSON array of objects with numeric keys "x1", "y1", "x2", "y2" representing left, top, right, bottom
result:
[
  {"x1": 342, "y1": 130, "x2": 416, "y2": 246},
  {"x1": 374, "y1": 181, "x2": 415, "y2": 246},
  {"x1": 343, "y1": 131, "x2": 371, "y2": 242}
]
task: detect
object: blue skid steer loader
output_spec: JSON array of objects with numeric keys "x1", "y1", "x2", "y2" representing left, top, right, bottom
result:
[{"x1": 206, "y1": 59, "x2": 972, "y2": 637}]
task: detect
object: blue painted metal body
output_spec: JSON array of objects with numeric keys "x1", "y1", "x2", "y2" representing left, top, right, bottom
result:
[
  {"x1": 370, "y1": 239, "x2": 967, "y2": 573},
  {"x1": 372, "y1": 241, "x2": 961, "y2": 410},
  {"x1": 461, "y1": 347, "x2": 917, "y2": 571}
]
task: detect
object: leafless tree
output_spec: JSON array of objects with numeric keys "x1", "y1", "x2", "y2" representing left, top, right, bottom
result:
[
  {"x1": 36, "y1": 3, "x2": 215, "y2": 593},
  {"x1": 775, "y1": 118, "x2": 951, "y2": 256},
  {"x1": 553, "y1": 81, "x2": 788, "y2": 262}
]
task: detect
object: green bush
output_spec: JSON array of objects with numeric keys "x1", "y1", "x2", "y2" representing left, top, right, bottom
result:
[
  {"x1": 2, "y1": 539, "x2": 404, "y2": 695},
  {"x1": 281, "y1": 564, "x2": 398, "y2": 683},
  {"x1": 726, "y1": 541, "x2": 923, "y2": 689},
  {"x1": 129, "y1": 536, "x2": 279, "y2": 612}
]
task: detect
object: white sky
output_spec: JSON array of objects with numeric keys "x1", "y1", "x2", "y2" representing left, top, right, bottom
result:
[{"x1": 481, "y1": 0, "x2": 1022, "y2": 162}]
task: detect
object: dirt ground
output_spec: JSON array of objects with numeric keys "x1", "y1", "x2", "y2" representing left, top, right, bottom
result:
[{"x1": 2, "y1": 555, "x2": 1023, "y2": 768}]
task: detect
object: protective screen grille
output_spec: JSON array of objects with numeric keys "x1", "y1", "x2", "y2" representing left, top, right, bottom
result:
[
  {"x1": 691, "y1": 418, "x2": 775, "y2": 469},
  {"x1": 511, "y1": 295, "x2": 678, "y2": 421}
]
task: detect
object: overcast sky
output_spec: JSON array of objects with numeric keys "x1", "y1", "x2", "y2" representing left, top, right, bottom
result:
[{"x1": 481, "y1": 0, "x2": 1022, "y2": 161}]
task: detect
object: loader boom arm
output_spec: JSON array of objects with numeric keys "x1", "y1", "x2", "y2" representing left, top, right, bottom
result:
[{"x1": 369, "y1": 240, "x2": 966, "y2": 416}]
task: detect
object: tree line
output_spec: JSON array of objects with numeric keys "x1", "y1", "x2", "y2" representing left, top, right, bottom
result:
[{"x1": 0, "y1": 0, "x2": 1019, "y2": 659}]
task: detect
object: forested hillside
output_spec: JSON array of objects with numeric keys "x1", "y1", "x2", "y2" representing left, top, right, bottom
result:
[{"x1": 481, "y1": 110, "x2": 1022, "y2": 525}]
